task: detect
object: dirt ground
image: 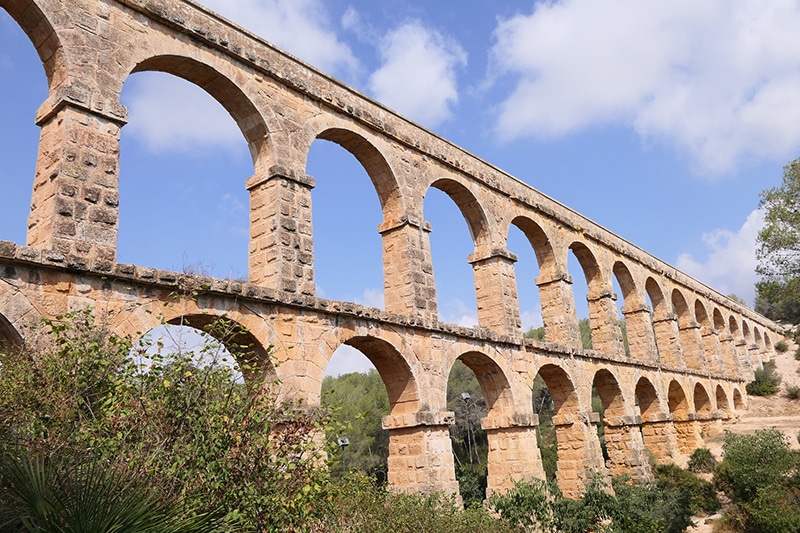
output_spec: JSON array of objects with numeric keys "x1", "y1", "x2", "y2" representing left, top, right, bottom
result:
[{"x1": 690, "y1": 342, "x2": 800, "y2": 532}]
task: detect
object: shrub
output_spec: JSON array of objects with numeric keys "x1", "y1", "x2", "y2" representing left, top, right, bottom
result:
[
  {"x1": 687, "y1": 447, "x2": 716, "y2": 473},
  {"x1": 776, "y1": 340, "x2": 789, "y2": 352},
  {"x1": 746, "y1": 360, "x2": 782, "y2": 396},
  {"x1": 0, "y1": 308, "x2": 332, "y2": 532},
  {"x1": 796, "y1": 347, "x2": 800, "y2": 361},
  {"x1": 654, "y1": 463, "x2": 720, "y2": 515},
  {"x1": 787, "y1": 385, "x2": 800, "y2": 400}
]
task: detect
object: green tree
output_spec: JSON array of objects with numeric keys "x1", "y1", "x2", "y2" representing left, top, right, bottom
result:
[
  {"x1": 322, "y1": 369, "x2": 390, "y2": 480},
  {"x1": 756, "y1": 158, "x2": 800, "y2": 324}
]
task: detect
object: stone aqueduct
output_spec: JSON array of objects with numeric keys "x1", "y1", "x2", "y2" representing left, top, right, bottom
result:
[{"x1": 0, "y1": 0, "x2": 785, "y2": 498}]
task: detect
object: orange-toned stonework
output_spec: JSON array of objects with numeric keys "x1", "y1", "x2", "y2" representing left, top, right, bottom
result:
[{"x1": 0, "y1": 0, "x2": 782, "y2": 499}]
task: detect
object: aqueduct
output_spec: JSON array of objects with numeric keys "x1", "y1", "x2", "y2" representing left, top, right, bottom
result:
[{"x1": 0, "y1": 0, "x2": 784, "y2": 498}]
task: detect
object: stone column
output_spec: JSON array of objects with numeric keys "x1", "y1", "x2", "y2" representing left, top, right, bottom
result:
[
  {"x1": 719, "y1": 334, "x2": 739, "y2": 376},
  {"x1": 652, "y1": 314, "x2": 684, "y2": 368},
  {"x1": 672, "y1": 413, "x2": 703, "y2": 455},
  {"x1": 747, "y1": 344, "x2": 762, "y2": 372},
  {"x1": 679, "y1": 322, "x2": 708, "y2": 371},
  {"x1": 28, "y1": 94, "x2": 127, "y2": 270},
  {"x1": 379, "y1": 217, "x2": 437, "y2": 320},
  {"x1": 602, "y1": 414, "x2": 653, "y2": 483},
  {"x1": 734, "y1": 339, "x2": 753, "y2": 379},
  {"x1": 551, "y1": 411, "x2": 609, "y2": 498},
  {"x1": 640, "y1": 412, "x2": 681, "y2": 464},
  {"x1": 247, "y1": 167, "x2": 315, "y2": 296},
  {"x1": 382, "y1": 411, "x2": 459, "y2": 496},
  {"x1": 586, "y1": 289, "x2": 624, "y2": 355},
  {"x1": 536, "y1": 272, "x2": 580, "y2": 347},
  {"x1": 469, "y1": 247, "x2": 521, "y2": 337},
  {"x1": 621, "y1": 304, "x2": 658, "y2": 364},
  {"x1": 701, "y1": 329, "x2": 724, "y2": 374},
  {"x1": 483, "y1": 414, "x2": 546, "y2": 496}
]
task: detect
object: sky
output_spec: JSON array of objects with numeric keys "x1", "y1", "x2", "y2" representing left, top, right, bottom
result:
[{"x1": 1, "y1": 0, "x2": 799, "y2": 376}]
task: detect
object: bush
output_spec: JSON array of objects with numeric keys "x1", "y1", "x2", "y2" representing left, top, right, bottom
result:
[
  {"x1": 0, "y1": 308, "x2": 332, "y2": 531},
  {"x1": 654, "y1": 463, "x2": 720, "y2": 515},
  {"x1": 776, "y1": 340, "x2": 789, "y2": 352},
  {"x1": 787, "y1": 385, "x2": 800, "y2": 400},
  {"x1": 746, "y1": 360, "x2": 782, "y2": 396},
  {"x1": 687, "y1": 447, "x2": 716, "y2": 473},
  {"x1": 795, "y1": 347, "x2": 800, "y2": 360}
]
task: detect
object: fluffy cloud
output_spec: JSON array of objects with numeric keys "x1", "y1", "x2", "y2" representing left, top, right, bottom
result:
[
  {"x1": 369, "y1": 21, "x2": 466, "y2": 128},
  {"x1": 490, "y1": 0, "x2": 800, "y2": 175},
  {"x1": 676, "y1": 209, "x2": 764, "y2": 306},
  {"x1": 202, "y1": 0, "x2": 358, "y2": 77}
]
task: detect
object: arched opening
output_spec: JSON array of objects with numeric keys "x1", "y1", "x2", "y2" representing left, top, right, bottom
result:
[
  {"x1": 447, "y1": 353, "x2": 506, "y2": 506},
  {"x1": 508, "y1": 217, "x2": 551, "y2": 338},
  {"x1": 424, "y1": 179, "x2": 488, "y2": 326},
  {"x1": 567, "y1": 242, "x2": 599, "y2": 350},
  {"x1": 118, "y1": 60, "x2": 258, "y2": 278},
  {"x1": 0, "y1": 9, "x2": 50, "y2": 245},
  {"x1": 732, "y1": 388, "x2": 745, "y2": 411},
  {"x1": 715, "y1": 385, "x2": 730, "y2": 415},
  {"x1": 672, "y1": 290, "x2": 704, "y2": 370},
  {"x1": 534, "y1": 364, "x2": 603, "y2": 497},
  {"x1": 592, "y1": 369, "x2": 623, "y2": 471},
  {"x1": 668, "y1": 381, "x2": 689, "y2": 419},
  {"x1": 693, "y1": 383, "x2": 712, "y2": 417},
  {"x1": 646, "y1": 277, "x2": 674, "y2": 365},
  {"x1": 612, "y1": 262, "x2": 639, "y2": 358},
  {"x1": 307, "y1": 134, "x2": 384, "y2": 307},
  {"x1": 322, "y1": 345, "x2": 387, "y2": 481},
  {"x1": 0, "y1": 312, "x2": 23, "y2": 350},
  {"x1": 694, "y1": 300, "x2": 715, "y2": 372},
  {"x1": 668, "y1": 380, "x2": 700, "y2": 454}
]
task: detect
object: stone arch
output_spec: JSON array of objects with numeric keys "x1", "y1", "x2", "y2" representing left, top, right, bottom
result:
[
  {"x1": 694, "y1": 300, "x2": 719, "y2": 372},
  {"x1": 510, "y1": 216, "x2": 558, "y2": 278},
  {"x1": 129, "y1": 55, "x2": 269, "y2": 174},
  {"x1": 536, "y1": 363, "x2": 605, "y2": 497},
  {"x1": 1, "y1": 1, "x2": 66, "y2": 88},
  {"x1": 715, "y1": 385, "x2": 730, "y2": 414},
  {"x1": 570, "y1": 241, "x2": 620, "y2": 354},
  {"x1": 456, "y1": 351, "x2": 514, "y2": 418},
  {"x1": 593, "y1": 369, "x2": 626, "y2": 417},
  {"x1": 672, "y1": 290, "x2": 704, "y2": 370},
  {"x1": 307, "y1": 127, "x2": 403, "y2": 222},
  {"x1": 646, "y1": 277, "x2": 681, "y2": 366},
  {"x1": 693, "y1": 383, "x2": 712, "y2": 416},
  {"x1": 340, "y1": 335, "x2": 419, "y2": 416},
  {"x1": 668, "y1": 379, "x2": 699, "y2": 454},
  {"x1": 164, "y1": 313, "x2": 274, "y2": 385},
  {"x1": 0, "y1": 312, "x2": 23, "y2": 348},
  {"x1": 732, "y1": 388, "x2": 745, "y2": 410},
  {"x1": 428, "y1": 178, "x2": 490, "y2": 248},
  {"x1": 634, "y1": 377, "x2": 660, "y2": 418},
  {"x1": 615, "y1": 262, "x2": 656, "y2": 362}
]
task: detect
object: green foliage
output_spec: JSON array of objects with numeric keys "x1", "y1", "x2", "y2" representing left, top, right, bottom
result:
[
  {"x1": 653, "y1": 463, "x2": 720, "y2": 515},
  {"x1": 746, "y1": 360, "x2": 782, "y2": 396},
  {"x1": 316, "y1": 472, "x2": 511, "y2": 532},
  {"x1": 0, "y1": 451, "x2": 226, "y2": 532},
  {"x1": 787, "y1": 384, "x2": 800, "y2": 400},
  {"x1": 322, "y1": 369, "x2": 389, "y2": 479},
  {"x1": 687, "y1": 448, "x2": 716, "y2": 474},
  {"x1": 579, "y1": 318, "x2": 593, "y2": 349},
  {"x1": 776, "y1": 340, "x2": 789, "y2": 352},
  {"x1": 524, "y1": 326, "x2": 546, "y2": 341},
  {"x1": 531, "y1": 375, "x2": 558, "y2": 480},
  {"x1": 727, "y1": 293, "x2": 749, "y2": 307},
  {"x1": 490, "y1": 476, "x2": 695, "y2": 533},
  {"x1": 0, "y1": 308, "x2": 331, "y2": 532},
  {"x1": 716, "y1": 430, "x2": 800, "y2": 533},
  {"x1": 756, "y1": 158, "x2": 800, "y2": 324}
]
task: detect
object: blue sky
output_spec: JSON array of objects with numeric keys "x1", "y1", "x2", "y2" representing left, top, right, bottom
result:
[{"x1": 1, "y1": 0, "x2": 798, "y2": 375}]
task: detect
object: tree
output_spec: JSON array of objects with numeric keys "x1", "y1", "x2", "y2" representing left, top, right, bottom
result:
[{"x1": 756, "y1": 158, "x2": 800, "y2": 324}]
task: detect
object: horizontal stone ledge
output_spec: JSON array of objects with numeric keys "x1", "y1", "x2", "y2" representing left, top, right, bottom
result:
[
  {"x1": 382, "y1": 410, "x2": 455, "y2": 430},
  {"x1": 535, "y1": 271, "x2": 573, "y2": 287},
  {"x1": 245, "y1": 166, "x2": 316, "y2": 190},
  {"x1": 377, "y1": 216, "x2": 431, "y2": 234},
  {"x1": 481, "y1": 413, "x2": 539, "y2": 430},
  {"x1": 467, "y1": 248, "x2": 518, "y2": 265},
  {"x1": 36, "y1": 90, "x2": 128, "y2": 127},
  {"x1": 641, "y1": 411, "x2": 674, "y2": 424},
  {"x1": 552, "y1": 411, "x2": 600, "y2": 426},
  {"x1": 604, "y1": 414, "x2": 642, "y2": 428}
]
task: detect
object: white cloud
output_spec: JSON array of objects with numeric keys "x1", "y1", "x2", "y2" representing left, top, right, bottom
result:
[
  {"x1": 438, "y1": 298, "x2": 478, "y2": 327},
  {"x1": 676, "y1": 209, "x2": 764, "y2": 306},
  {"x1": 520, "y1": 309, "x2": 543, "y2": 331},
  {"x1": 324, "y1": 344, "x2": 376, "y2": 377},
  {"x1": 490, "y1": 0, "x2": 800, "y2": 175},
  {"x1": 369, "y1": 21, "x2": 466, "y2": 128},
  {"x1": 123, "y1": 73, "x2": 245, "y2": 155},
  {"x1": 202, "y1": 0, "x2": 358, "y2": 77},
  {"x1": 353, "y1": 287, "x2": 385, "y2": 310}
]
